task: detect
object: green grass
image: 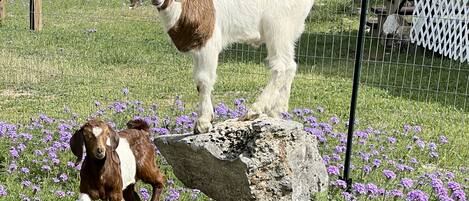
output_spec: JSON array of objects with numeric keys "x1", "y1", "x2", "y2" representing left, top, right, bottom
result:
[{"x1": 1, "y1": 0, "x2": 468, "y2": 200}]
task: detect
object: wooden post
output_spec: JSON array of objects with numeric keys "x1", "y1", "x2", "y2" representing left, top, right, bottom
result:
[
  {"x1": 30, "y1": 0, "x2": 42, "y2": 31},
  {"x1": 0, "y1": 0, "x2": 5, "y2": 23}
]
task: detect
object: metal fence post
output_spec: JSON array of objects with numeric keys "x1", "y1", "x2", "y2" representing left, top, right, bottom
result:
[
  {"x1": 341, "y1": 0, "x2": 369, "y2": 192},
  {"x1": 30, "y1": 0, "x2": 42, "y2": 31}
]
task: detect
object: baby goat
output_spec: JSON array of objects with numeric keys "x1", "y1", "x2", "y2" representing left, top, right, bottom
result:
[
  {"x1": 70, "y1": 119, "x2": 164, "y2": 201},
  {"x1": 153, "y1": 0, "x2": 315, "y2": 133}
]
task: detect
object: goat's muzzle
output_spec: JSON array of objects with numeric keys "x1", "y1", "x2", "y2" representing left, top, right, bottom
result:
[{"x1": 95, "y1": 148, "x2": 105, "y2": 159}]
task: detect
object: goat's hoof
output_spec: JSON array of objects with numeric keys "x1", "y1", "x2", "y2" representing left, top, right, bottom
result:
[
  {"x1": 239, "y1": 111, "x2": 262, "y2": 121},
  {"x1": 194, "y1": 119, "x2": 212, "y2": 134}
]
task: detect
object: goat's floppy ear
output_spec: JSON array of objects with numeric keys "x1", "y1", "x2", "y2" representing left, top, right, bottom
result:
[
  {"x1": 70, "y1": 127, "x2": 84, "y2": 164},
  {"x1": 109, "y1": 128, "x2": 120, "y2": 150}
]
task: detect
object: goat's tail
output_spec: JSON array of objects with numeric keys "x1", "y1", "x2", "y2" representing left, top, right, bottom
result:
[{"x1": 126, "y1": 119, "x2": 150, "y2": 132}]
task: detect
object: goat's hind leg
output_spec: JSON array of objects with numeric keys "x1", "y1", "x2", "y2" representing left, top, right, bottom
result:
[
  {"x1": 138, "y1": 165, "x2": 165, "y2": 201},
  {"x1": 146, "y1": 171, "x2": 164, "y2": 201},
  {"x1": 242, "y1": 19, "x2": 298, "y2": 120}
]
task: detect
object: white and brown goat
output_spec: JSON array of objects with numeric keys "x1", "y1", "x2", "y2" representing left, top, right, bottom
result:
[
  {"x1": 153, "y1": 0, "x2": 315, "y2": 133},
  {"x1": 70, "y1": 119, "x2": 164, "y2": 201}
]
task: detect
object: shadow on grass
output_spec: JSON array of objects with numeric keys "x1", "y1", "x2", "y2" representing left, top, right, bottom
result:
[{"x1": 220, "y1": 31, "x2": 469, "y2": 112}]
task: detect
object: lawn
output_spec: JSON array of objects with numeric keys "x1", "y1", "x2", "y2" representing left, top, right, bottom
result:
[{"x1": 0, "y1": 0, "x2": 468, "y2": 200}]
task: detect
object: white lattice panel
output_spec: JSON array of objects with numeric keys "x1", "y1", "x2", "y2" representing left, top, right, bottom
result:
[{"x1": 410, "y1": 0, "x2": 468, "y2": 63}]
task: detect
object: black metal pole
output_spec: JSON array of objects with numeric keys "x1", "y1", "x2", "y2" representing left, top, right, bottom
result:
[
  {"x1": 342, "y1": 0, "x2": 368, "y2": 192},
  {"x1": 29, "y1": 0, "x2": 34, "y2": 30}
]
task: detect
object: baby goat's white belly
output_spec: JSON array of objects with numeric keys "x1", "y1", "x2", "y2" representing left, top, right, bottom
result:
[{"x1": 115, "y1": 138, "x2": 136, "y2": 189}]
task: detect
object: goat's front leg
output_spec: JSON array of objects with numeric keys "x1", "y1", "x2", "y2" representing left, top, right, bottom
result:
[{"x1": 193, "y1": 49, "x2": 219, "y2": 134}]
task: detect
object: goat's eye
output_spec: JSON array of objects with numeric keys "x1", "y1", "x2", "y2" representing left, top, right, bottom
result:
[{"x1": 84, "y1": 134, "x2": 94, "y2": 140}]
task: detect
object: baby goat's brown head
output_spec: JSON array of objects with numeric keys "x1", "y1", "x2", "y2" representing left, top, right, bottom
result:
[{"x1": 70, "y1": 119, "x2": 119, "y2": 163}]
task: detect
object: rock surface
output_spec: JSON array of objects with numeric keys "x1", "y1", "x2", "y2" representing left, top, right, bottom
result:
[{"x1": 154, "y1": 117, "x2": 329, "y2": 201}]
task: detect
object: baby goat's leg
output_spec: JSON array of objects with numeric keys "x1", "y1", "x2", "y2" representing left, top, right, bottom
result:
[
  {"x1": 193, "y1": 46, "x2": 220, "y2": 134},
  {"x1": 123, "y1": 184, "x2": 140, "y2": 201},
  {"x1": 140, "y1": 169, "x2": 164, "y2": 201}
]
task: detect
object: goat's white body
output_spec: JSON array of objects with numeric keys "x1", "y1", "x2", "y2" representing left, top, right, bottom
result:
[
  {"x1": 158, "y1": 0, "x2": 314, "y2": 133},
  {"x1": 116, "y1": 138, "x2": 137, "y2": 190}
]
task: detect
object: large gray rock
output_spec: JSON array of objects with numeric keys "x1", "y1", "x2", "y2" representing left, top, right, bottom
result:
[{"x1": 154, "y1": 117, "x2": 329, "y2": 201}]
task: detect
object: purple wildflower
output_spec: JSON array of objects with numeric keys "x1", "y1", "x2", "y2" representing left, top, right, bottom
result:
[
  {"x1": 390, "y1": 189, "x2": 404, "y2": 198},
  {"x1": 388, "y1": 137, "x2": 397, "y2": 144},
  {"x1": 330, "y1": 116, "x2": 340, "y2": 124},
  {"x1": 352, "y1": 183, "x2": 367, "y2": 195},
  {"x1": 122, "y1": 88, "x2": 129, "y2": 96},
  {"x1": 383, "y1": 169, "x2": 396, "y2": 180},
  {"x1": 41, "y1": 165, "x2": 51, "y2": 172},
  {"x1": 416, "y1": 139, "x2": 425, "y2": 149},
  {"x1": 414, "y1": 126, "x2": 422, "y2": 133},
  {"x1": 439, "y1": 196, "x2": 455, "y2": 201},
  {"x1": 21, "y1": 167, "x2": 30, "y2": 174},
  {"x1": 0, "y1": 185, "x2": 8, "y2": 196},
  {"x1": 9, "y1": 147, "x2": 19, "y2": 158},
  {"x1": 342, "y1": 192, "x2": 355, "y2": 201},
  {"x1": 334, "y1": 145, "x2": 346, "y2": 154},
  {"x1": 373, "y1": 159, "x2": 381, "y2": 167},
  {"x1": 400, "y1": 178, "x2": 413, "y2": 189},
  {"x1": 407, "y1": 190, "x2": 429, "y2": 201},
  {"x1": 432, "y1": 178, "x2": 448, "y2": 197},
  {"x1": 366, "y1": 183, "x2": 380, "y2": 196},
  {"x1": 8, "y1": 163, "x2": 17, "y2": 173},
  {"x1": 175, "y1": 96, "x2": 184, "y2": 111},
  {"x1": 21, "y1": 180, "x2": 32, "y2": 187},
  {"x1": 322, "y1": 155, "x2": 330, "y2": 165},
  {"x1": 191, "y1": 189, "x2": 200, "y2": 200},
  {"x1": 355, "y1": 131, "x2": 369, "y2": 139},
  {"x1": 281, "y1": 112, "x2": 293, "y2": 120},
  {"x1": 140, "y1": 188, "x2": 150, "y2": 200},
  {"x1": 327, "y1": 165, "x2": 340, "y2": 175},
  {"x1": 39, "y1": 114, "x2": 53, "y2": 124},
  {"x1": 59, "y1": 173, "x2": 68, "y2": 182},
  {"x1": 452, "y1": 189, "x2": 466, "y2": 201},
  {"x1": 403, "y1": 124, "x2": 411, "y2": 133},
  {"x1": 166, "y1": 188, "x2": 180, "y2": 201},
  {"x1": 429, "y1": 142, "x2": 437, "y2": 151},
  {"x1": 333, "y1": 180, "x2": 347, "y2": 189},
  {"x1": 113, "y1": 102, "x2": 126, "y2": 113},
  {"x1": 446, "y1": 172, "x2": 455, "y2": 179},
  {"x1": 447, "y1": 181, "x2": 460, "y2": 191},
  {"x1": 52, "y1": 178, "x2": 60, "y2": 183},
  {"x1": 55, "y1": 191, "x2": 65, "y2": 198},
  {"x1": 362, "y1": 165, "x2": 372, "y2": 174},
  {"x1": 317, "y1": 106, "x2": 325, "y2": 113},
  {"x1": 32, "y1": 185, "x2": 40, "y2": 193},
  {"x1": 439, "y1": 135, "x2": 448, "y2": 144}
]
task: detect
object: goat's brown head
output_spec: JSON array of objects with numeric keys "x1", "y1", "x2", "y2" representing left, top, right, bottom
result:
[{"x1": 70, "y1": 119, "x2": 119, "y2": 163}]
